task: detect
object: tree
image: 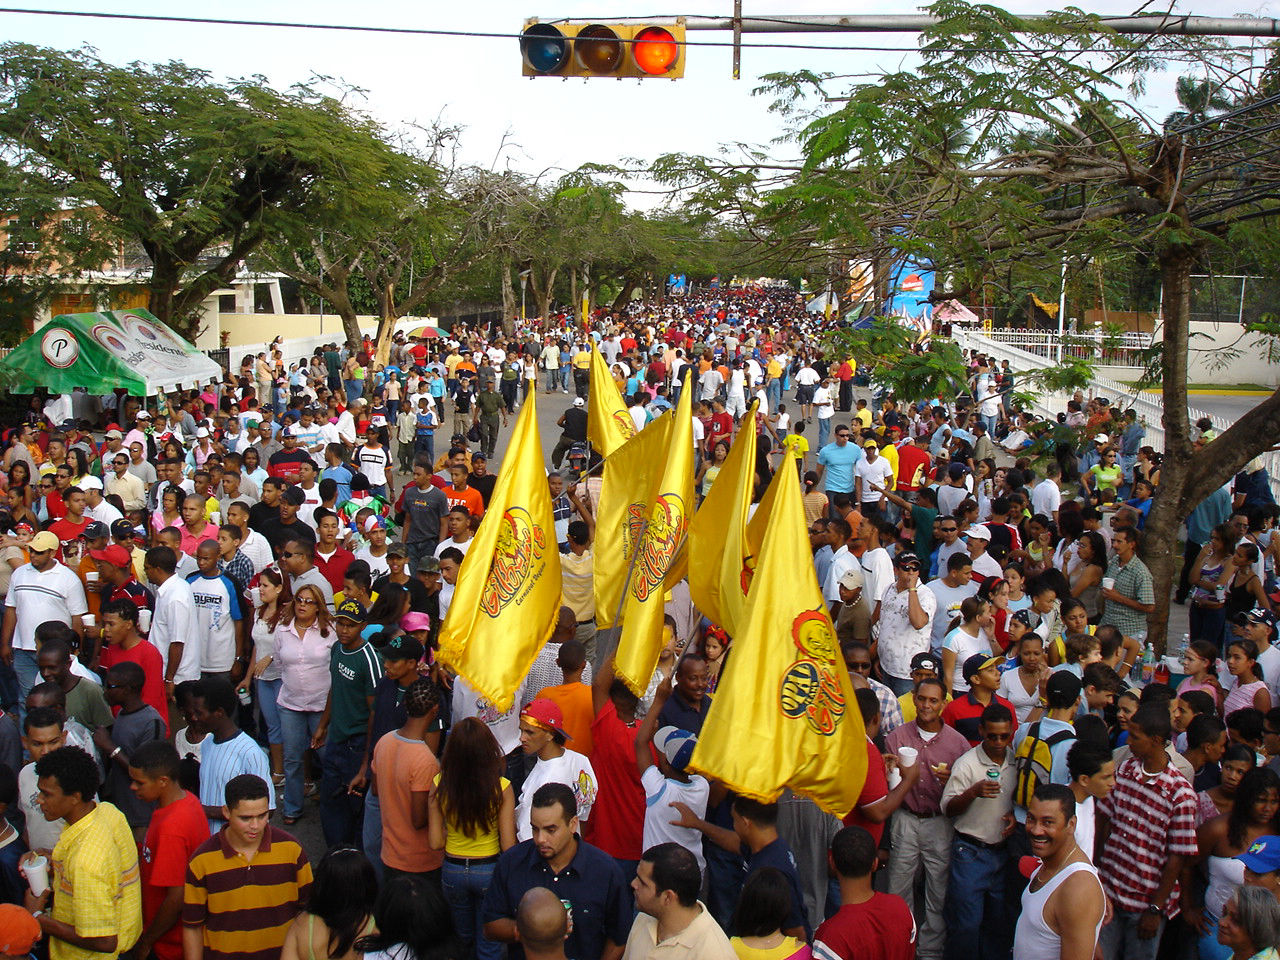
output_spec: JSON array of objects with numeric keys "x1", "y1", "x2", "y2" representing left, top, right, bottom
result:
[
  {"x1": 0, "y1": 43, "x2": 409, "y2": 339},
  {"x1": 639, "y1": 1, "x2": 1280, "y2": 648}
]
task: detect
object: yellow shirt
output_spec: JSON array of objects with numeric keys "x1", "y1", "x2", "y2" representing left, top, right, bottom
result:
[
  {"x1": 879, "y1": 442, "x2": 899, "y2": 485},
  {"x1": 433, "y1": 774, "x2": 510, "y2": 857},
  {"x1": 573, "y1": 350, "x2": 591, "y2": 370},
  {"x1": 560, "y1": 549, "x2": 595, "y2": 621},
  {"x1": 50, "y1": 802, "x2": 142, "y2": 960},
  {"x1": 899, "y1": 688, "x2": 951, "y2": 723},
  {"x1": 855, "y1": 409, "x2": 873, "y2": 429}
]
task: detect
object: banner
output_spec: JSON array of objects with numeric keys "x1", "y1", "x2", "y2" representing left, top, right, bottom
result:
[
  {"x1": 687, "y1": 402, "x2": 757, "y2": 635},
  {"x1": 690, "y1": 458, "x2": 867, "y2": 816},
  {"x1": 613, "y1": 386, "x2": 695, "y2": 696},
  {"x1": 437, "y1": 392, "x2": 562, "y2": 711},
  {"x1": 588, "y1": 346, "x2": 636, "y2": 458}
]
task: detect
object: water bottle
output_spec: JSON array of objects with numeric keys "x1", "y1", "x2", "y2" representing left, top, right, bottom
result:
[{"x1": 1141, "y1": 643, "x2": 1155, "y2": 684}]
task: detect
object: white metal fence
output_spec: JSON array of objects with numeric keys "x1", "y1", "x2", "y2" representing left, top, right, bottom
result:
[
  {"x1": 977, "y1": 328, "x2": 1154, "y2": 368},
  {"x1": 952, "y1": 328, "x2": 1280, "y2": 500}
]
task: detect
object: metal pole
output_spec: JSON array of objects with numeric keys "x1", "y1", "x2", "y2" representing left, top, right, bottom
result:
[
  {"x1": 732, "y1": 0, "x2": 742, "y2": 79},
  {"x1": 1240, "y1": 276, "x2": 1247, "y2": 325},
  {"x1": 678, "y1": 13, "x2": 1280, "y2": 36},
  {"x1": 1057, "y1": 257, "x2": 1067, "y2": 364}
]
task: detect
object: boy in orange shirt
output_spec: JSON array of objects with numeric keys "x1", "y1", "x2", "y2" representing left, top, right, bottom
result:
[{"x1": 536, "y1": 639, "x2": 594, "y2": 755}]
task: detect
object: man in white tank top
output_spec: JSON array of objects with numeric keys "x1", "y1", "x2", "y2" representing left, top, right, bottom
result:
[{"x1": 1014, "y1": 785, "x2": 1106, "y2": 960}]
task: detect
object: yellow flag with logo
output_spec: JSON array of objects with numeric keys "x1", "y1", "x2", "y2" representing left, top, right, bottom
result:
[
  {"x1": 588, "y1": 346, "x2": 635, "y2": 458},
  {"x1": 688, "y1": 401, "x2": 757, "y2": 636},
  {"x1": 613, "y1": 385, "x2": 695, "y2": 696},
  {"x1": 593, "y1": 411, "x2": 672, "y2": 631},
  {"x1": 437, "y1": 392, "x2": 562, "y2": 712},
  {"x1": 689, "y1": 456, "x2": 867, "y2": 816}
]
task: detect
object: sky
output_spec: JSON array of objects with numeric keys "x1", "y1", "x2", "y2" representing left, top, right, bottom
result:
[{"x1": 3, "y1": 0, "x2": 1278, "y2": 205}]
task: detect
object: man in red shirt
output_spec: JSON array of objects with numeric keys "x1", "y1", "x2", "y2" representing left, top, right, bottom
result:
[
  {"x1": 586, "y1": 657, "x2": 645, "y2": 878},
  {"x1": 813, "y1": 826, "x2": 917, "y2": 960},
  {"x1": 895, "y1": 435, "x2": 933, "y2": 495},
  {"x1": 48, "y1": 485, "x2": 89, "y2": 559},
  {"x1": 706, "y1": 400, "x2": 733, "y2": 456},
  {"x1": 835, "y1": 359, "x2": 855, "y2": 412},
  {"x1": 99, "y1": 599, "x2": 167, "y2": 730},
  {"x1": 128, "y1": 740, "x2": 210, "y2": 960},
  {"x1": 313, "y1": 509, "x2": 354, "y2": 594},
  {"x1": 177, "y1": 494, "x2": 218, "y2": 557}
]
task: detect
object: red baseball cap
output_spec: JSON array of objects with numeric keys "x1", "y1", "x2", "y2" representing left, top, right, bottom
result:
[
  {"x1": 521, "y1": 698, "x2": 572, "y2": 740},
  {"x1": 88, "y1": 544, "x2": 132, "y2": 568}
]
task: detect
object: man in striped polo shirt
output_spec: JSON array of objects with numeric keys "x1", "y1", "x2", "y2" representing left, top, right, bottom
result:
[
  {"x1": 1096, "y1": 704, "x2": 1197, "y2": 959},
  {"x1": 182, "y1": 775, "x2": 311, "y2": 960}
]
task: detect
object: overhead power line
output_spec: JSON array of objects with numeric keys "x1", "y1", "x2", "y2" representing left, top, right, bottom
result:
[{"x1": 0, "y1": 6, "x2": 1269, "y2": 53}]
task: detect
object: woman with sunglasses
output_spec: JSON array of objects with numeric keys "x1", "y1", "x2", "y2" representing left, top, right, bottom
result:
[{"x1": 274, "y1": 582, "x2": 337, "y2": 825}]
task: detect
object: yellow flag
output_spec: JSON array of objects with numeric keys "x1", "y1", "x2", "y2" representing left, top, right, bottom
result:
[
  {"x1": 593, "y1": 411, "x2": 673, "y2": 630},
  {"x1": 588, "y1": 346, "x2": 635, "y2": 458},
  {"x1": 614, "y1": 385, "x2": 695, "y2": 696},
  {"x1": 689, "y1": 456, "x2": 867, "y2": 817},
  {"x1": 688, "y1": 401, "x2": 757, "y2": 635},
  {"x1": 437, "y1": 392, "x2": 562, "y2": 712}
]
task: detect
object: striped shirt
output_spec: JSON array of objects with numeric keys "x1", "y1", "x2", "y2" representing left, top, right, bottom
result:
[
  {"x1": 183, "y1": 826, "x2": 312, "y2": 960},
  {"x1": 198, "y1": 731, "x2": 275, "y2": 832},
  {"x1": 50, "y1": 801, "x2": 142, "y2": 960},
  {"x1": 1097, "y1": 756, "x2": 1197, "y2": 915}
]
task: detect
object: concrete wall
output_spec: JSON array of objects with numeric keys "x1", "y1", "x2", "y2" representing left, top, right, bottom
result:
[{"x1": 1154, "y1": 321, "x2": 1280, "y2": 388}]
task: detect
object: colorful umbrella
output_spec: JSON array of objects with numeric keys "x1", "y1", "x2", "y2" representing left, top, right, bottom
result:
[{"x1": 406, "y1": 326, "x2": 440, "y2": 339}]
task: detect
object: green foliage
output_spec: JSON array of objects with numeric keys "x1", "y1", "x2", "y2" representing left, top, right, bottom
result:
[{"x1": 823, "y1": 320, "x2": 970, "y2": 401}]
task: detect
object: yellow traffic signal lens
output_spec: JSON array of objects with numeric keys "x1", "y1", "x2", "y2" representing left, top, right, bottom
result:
[
  {"x1": 633, "y1": 26, "x2": 679, "y2": 75},
  {"x1": 574, "y1": 24, "x2": 623, "y2": 74},
  {"x1": 521, "y1": 23, "x2": 569, "y2": 74}
]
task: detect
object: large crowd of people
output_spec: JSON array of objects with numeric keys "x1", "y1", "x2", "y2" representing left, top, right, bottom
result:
[{"x1": 0, "y1": 287, "x2": 1275, "y2": 960}]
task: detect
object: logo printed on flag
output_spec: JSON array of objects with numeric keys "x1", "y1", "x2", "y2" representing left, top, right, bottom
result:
[
  {"x1": 779, "y1": 610, "x2": 846, "y2": 736},
  {"x1": 480, "y1": 507, "x2": 548, "y2": 617},
  {"x1": 612, "y1": 409, "x2": 637, "y2": 439},
  {"x1": 630, "y1": 492, "x2": 689, "y2": 602}
]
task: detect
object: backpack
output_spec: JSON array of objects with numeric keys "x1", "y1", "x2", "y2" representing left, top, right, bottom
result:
[{"x1": 1013, "y1": 721, "x2": 1076, "y2": 809}]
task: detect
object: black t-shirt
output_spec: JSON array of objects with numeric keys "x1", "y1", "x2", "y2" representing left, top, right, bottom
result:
[
  {"x1": 372, "y1": 574, "x2": 432, "y2": 615},
  {"x1": 561, "y1": 408, "x2": 588, "y2": 442},
  {"x1": 247, "y1": 500, "x2": 281, "y2": 534},
  {"x1": 469, "y1": 472, "x2": 498, "y2": 507},
  {"x1": 259, "y1": 516, "x2": 314, "y2": 557}
]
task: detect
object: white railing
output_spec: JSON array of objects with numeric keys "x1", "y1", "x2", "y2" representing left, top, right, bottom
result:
[
  {"x1": 979, "y1": 328, "x2": 1154, "y2": 368},
  {"x1": 952, "y1": 328, "x2": 1280, "y2": 500}
]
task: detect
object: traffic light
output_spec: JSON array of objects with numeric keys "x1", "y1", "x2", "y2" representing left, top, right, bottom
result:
[{"x1": 520, "y1": 19, "x2": 685, "y2": 78}]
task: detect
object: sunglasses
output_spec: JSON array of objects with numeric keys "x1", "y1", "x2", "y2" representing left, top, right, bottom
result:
[
  {"x1": 899, "y1": 564, "x2": 921, "y2": 572},
  {"x1": 295, "y1": 597, "x2": 318, "y2": 606}
]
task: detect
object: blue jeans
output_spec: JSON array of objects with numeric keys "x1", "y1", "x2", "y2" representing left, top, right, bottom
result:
[
  {"x1": 255, "y1": 677, "x2": 283, "y2": 745},
  {"x1": 545, "y1": 370, "x2": 558, "y2": 391},
  {"x1": 1098, "y1": 908, "x2": 1165, "y2": 960},
  {"x1": 817, "y1": 417, "x2": 831, "y2": 449},
  {"x1": 944, "y1": 836, "x2": 1009, "y2": 960},
  {"x1": 1188, "y1": 602, "x2": 1226, "y2": 648},
  {"x1": 14, "y1": 649, "x2": 38, "y2": 721},
  {"x1": 766, "y1": 379, "x2": 781, "y2": 410},
  {"x1": 279, "y1": 706, "x2": 323, "y2": 818},
  {"x1": 558, "y1": 367, "x2": 570, "y2": 391},
  {"x1": 345, "y1": 380, "x2": 363, "y2": 404},
  {"x1": 363, "y1": 792, "x2": 384, "y2": 885},
  {"x1": 320, "y1": 736, "x2": 367, "y2": 846},
  {"x1": 883, "y1": 674, "x2": 915, "y2": 696},
  {"x1": 442, "y1": 858, "x2": 503, "y2": 960}
]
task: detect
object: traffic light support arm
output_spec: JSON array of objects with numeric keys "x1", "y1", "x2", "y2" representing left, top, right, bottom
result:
[{"x1": 677, "y1": 13, "x2": 1280, "y2": 37}]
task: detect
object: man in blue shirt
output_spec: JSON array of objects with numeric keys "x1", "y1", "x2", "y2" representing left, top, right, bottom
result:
[
  {"x1": 482, "y1": 782, "x2": 631, "y2": 960},
  {"x1": 816, "y1": 425, "x2": 862, "y2": 501},
  {"x1": 656, "y1": 654, "x2": 712, "y2": 734}
]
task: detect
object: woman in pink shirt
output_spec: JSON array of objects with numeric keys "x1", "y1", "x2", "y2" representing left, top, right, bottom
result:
[{"x1": 274, "y1": 582, "x2": 336, "y2": 824}]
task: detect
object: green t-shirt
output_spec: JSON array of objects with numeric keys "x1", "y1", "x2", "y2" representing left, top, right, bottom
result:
[
  {"x1": 65, "y1": 677, "x2": 114, "y2": 731},
  {"x1": 911, "y1": 504, "x2": 939, "y2": 562},
  {"x1": 1089, "y1": 463, "x2": 1122, "y2": 491},
  {"x1": 328, "y1": 641, "x2": 383, "y2": 742},
  {"x1": 477, "y1": 391, "x2": 504, "y2": 418}
]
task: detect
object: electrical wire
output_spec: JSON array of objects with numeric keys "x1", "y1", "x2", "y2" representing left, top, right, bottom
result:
[{"x1": 0, "y1": 6, "x2": 1260, "y2": 55}]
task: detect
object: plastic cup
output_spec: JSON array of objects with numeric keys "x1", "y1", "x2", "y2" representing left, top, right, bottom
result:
[
  {"x1": 85, "y1": 571, "x2": 99, "y2": 583},
  {"x1": 24, "y1": 854, "x2": 48, "y2": 897},
  {"x1": 1102, "y1": 578, "x2": 1116, "y2": 591},
  {"x1": 82, "y1": 614, "x2": 95, "y2": 629},
  {"x1": 897, "y1": 746, "x2": 918, "y2": 767},
  {"x1": 138, "y1": 609, "x2": 151, "y2": 632}
]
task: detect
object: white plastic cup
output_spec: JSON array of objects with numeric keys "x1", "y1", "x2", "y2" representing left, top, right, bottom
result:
[
  {"x1": 897, "y1": 746, "x2": 918, "y2": 767},
  {"x1": 82, "y1": 614, "x2": 96, "y2": 629},
  {"x1": 210, "y1": 512, "x2": 222, "y2": 527},
  {"x1": 24, "y1": 855, "x2": 48, "y2": 897},
  {"x1": 1102, "y1": 577, "x2": 1116, "y2": 591},
  {"x1": 138, "y1": 609, "x2": 151, "y2": 632},
  {"x1": 85, "y1": 571, "x2": 99, "y2": 583}
]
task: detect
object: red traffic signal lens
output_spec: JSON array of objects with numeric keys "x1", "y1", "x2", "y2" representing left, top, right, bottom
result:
[
  {"x1": 521, "y1": 24, "x2": 569, "y2": 74},
  {"x1": 574, "y1": 24, "x2": 623, "y2": 74},
  {"x1": 633, "y1": 26, "x2": 678, "y2": 75}
]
